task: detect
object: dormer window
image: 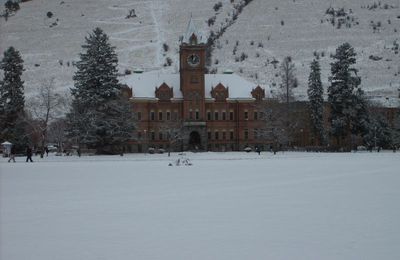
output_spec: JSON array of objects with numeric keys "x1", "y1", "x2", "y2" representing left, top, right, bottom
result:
[{"x1": 211, "y1": 83, "x2": 229, "y2": 101}]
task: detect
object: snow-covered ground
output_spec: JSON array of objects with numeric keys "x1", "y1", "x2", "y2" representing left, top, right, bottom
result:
[{"x1": 1, "y1": 151, "x2": 400, "y2": 260}]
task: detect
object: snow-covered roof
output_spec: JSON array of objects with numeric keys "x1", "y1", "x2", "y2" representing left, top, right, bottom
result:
[
  {"x1": 120, "y1": 71, "x2": 261, "y2": 100},
  {"x1": 181, "y1": 17, "x2": 206, "y2": 44}
]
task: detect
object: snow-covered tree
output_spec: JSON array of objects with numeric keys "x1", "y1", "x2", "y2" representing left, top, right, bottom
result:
[
  {"x1": 0, "y1": 46, "x2": 27, "y2": 150},
  {"x1": 328, "y1": 42, "x2": 368, "y2": 148},
  {"x1": 279, "y1": 56, "x2": 297, "y2": 104},
  {"x1": 66, "y1": 28, "x2": 135, "y2": 153},
  {"x1": 307, "y1": 58, "x2": 326, "y2": 145}
]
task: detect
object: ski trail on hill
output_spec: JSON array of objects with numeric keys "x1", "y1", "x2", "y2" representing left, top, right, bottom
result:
[{"x1": 150, "y1": 0, "x2": 166, "y2": 69}]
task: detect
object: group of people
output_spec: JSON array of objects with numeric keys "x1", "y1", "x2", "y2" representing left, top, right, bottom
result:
[{"x1": 7, "y1": 146, "x2": 46, "y2": 163}]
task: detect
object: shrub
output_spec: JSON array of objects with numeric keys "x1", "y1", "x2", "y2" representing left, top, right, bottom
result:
[
  {"x1": 213, "y1": 2, "x2": 223, "y2": 12},
  {"x1": 47, "y1": 11, "x2": 53, "y2": 18},
  {"x1": 163, "y1": 43, "x2": 169, "y2": 52}
]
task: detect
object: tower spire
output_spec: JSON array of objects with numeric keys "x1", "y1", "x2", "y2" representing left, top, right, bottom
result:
[{"x1": 182, "y1": 15, "x2": 205, "y2": 44}]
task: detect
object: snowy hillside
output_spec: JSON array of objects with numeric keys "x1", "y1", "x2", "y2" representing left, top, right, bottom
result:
[{"x1": 1, "y1": 0, "x2": 400, "y2": 106}]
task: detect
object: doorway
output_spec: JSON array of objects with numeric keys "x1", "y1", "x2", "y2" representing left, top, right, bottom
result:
[{"x1": 189, "y1": 131, "x2": 201, "y2": 150}]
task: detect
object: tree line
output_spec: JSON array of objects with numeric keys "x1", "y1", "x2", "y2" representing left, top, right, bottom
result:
[
  {"x1": 1, "y1": 28, "x2": 399, "y2": 154},
  {"x1": 0, "y1": 28, "x2": 135, "y2": 155}
]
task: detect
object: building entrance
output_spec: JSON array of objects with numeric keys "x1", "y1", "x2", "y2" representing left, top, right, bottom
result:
[{"x1": 189, "y1": 131, "x2": 201, "y2": 150}]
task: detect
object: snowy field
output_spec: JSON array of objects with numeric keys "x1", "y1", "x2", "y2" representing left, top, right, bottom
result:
[{"x1": 1, "y1": 151, "x2": 400, "y2": 260}]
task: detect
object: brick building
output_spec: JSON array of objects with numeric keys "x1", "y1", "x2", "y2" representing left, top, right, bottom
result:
[
  {"x1": 121, "y1": 18, "x2": 399, "y2": 153},
  {"x1": 122, "y1": 18, "x2": 274, "y2": 152}
]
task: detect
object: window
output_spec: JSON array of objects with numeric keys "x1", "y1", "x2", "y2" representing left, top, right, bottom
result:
[
  {"x1": 244, "y1": 129, "x2": 249, "y2": 140},
  {"x1": 189, "y1": 109, "x2": 193, "y2": 120},
  {"x1": 215, "y1": 131, "x2": 219, "y2": 140},
  {"x1": 222, "y1": 111, "x2": 226, "y2": 120},
  {"x1": 137, "y1": 112, "x2": 142, "y2": 121},
  {"x1": 173, "y1": 111, "x2": 178, "y2": 121},
  {"x1": 166, "y1": 111, "x2": 171, "y2": 121},
  {"x1": 137, "y1": 131, "x2": 142, "y2": 139},
  {"x1": 151, "y1": 131, "x2": 155, "y2": 140},
  {"x1": 214, "y1": 111, "x2": 219, "y2": 120},
  {"x1": 207, "y1": 111, "x2": 212, "y2": 120},
  {"x1": 254, "y1": 111, "x2": 258, "y2": 120},
  {"x1": 230, "y1": 130, "x2": 234, "y2": 140},
  {"x1": 222, "y1": 131, "x2": 226, "y2": 140},
  {"x1": 159, "y1": 132, "x2": 163, "y2": 140},
  {"x1": 254, "y1": 129, "x2": 258, "y2": 139},
  {"x1": 158, "y1": 111, "x2": 163, "y2": 121},
  {"x1": 208, "y1": 131, "x2": 212, "y2": 140},
  {"x1": 195, "y1": 110, "x2": 200, "y2": 120},
  {"x1": 244, "y1": 110, "x2": 248, "y2": 120},
  {"x1": 230, "y1": 111, "x2": 234, "y2": 120},
  {"x1": 150, "y1": 111, "x2": 155, "y2": 121}
]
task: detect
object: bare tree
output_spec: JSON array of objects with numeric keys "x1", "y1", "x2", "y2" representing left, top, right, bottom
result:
[
  {"x1": 26, "y1": 78, "x2": 68, "y2": 157},
  {"x1": 279, "y1": 56, "x2": 298, "y2": 104},
  {"x1": 47, "y1": 118, "x2": 67, "y2": 153},
  {"x1": 159, "y1": 119, "x2": 184, "y2": 156}
]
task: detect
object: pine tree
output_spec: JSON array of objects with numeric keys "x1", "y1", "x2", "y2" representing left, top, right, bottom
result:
[
  {"x1": 0, "y1": 46, "x2": 27, "y2": 149},
  {"x1": 328, "y1": 42, "x2": 367, "y2": 148},
  {"x1": 66, "y1": 28, "x2": 135, "y2": 153},
  {"x1": 307, "y1": 58, "x2": 326, "y2": 145}
]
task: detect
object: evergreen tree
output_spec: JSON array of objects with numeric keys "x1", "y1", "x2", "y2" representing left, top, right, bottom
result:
[
  {"x1": 66, "y1": 28, "x2": 135, "y2": 153},
  {"x1": 0, "y1": 46, "x2": 27, "y2": 149},
  {"x1": 307, "y1": 58, "x2": 326, "y2": 145},
  {"x1": 328, "y1": 42, "x2": 368, "y2": 147}
]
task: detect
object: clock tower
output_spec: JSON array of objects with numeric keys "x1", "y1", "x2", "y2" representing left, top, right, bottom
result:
[{"x1": 179, "y1": 17, "x2": 207, "y2": 150}]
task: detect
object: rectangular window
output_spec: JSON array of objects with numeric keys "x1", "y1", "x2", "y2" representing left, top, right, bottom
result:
[
  {"x1": 150, "y1": 111, "x2": 155, "y2": 121},
  {"x1": 254, "y1": 129, "x2": 258, "y2": 139},
  {"x1": 207, "y1": 111, "x2": 212, "y2": 120},
  {"x1": 137, "y1": 112, "x2": 142, "y2": 121},
  {"x1": 166, "y1": 111, "x2": 171, "y2": 121},
  {"x1": 195, "y1": 110, "x2": 200, "y2": 120},
  {"x1": 151, "y1": 131, "x2": 155, "y2": 140},
  {"x1": 215, "y1": 131, "x2": 219, "y2": 140},
  {"x1": 222, "y1": 131, "x2": 226, "y2": 140},
  {"x1": 244, "y1": 129, "x2": 249, "y2": 140},
  {"x1": 214, "y1": 111, "x2": 219, "y2": 120},
  {"x1": 244, "y1": 111, "x2": 248, "y2": 120},
  {"x1": 230, "y1": 130, "x2": 234, "y2": 140},
  {"x1": 159, "y1": 132, "x2": 163, "y2": 140},
  {"x1": 158, "y1": 111, "x2": 163, "y2": 121},
  {"x1": 189, "y1": 110, "x2": 193, "y2": 120},
  {"x1": 222, "y1": 111, "x2": 226, "y2": 120},
  {"x1": 254, "y1": 111, "x2": 258, "y2": 120},
  {"x1": 208, "y1": 131, "x2": 212, "y2": 140},
  {"x1": 230, "y1": 111, "x2": 234, "y2": 120},
  {"x1": 173, "y1": 111, "x2": 178, "y2": 121}
]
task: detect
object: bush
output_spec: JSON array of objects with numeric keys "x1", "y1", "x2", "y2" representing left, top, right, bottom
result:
[
  {"x1": 213, "y1": 2, "x2": 223, "y2": 12},
  {"x1": 47, "y1": 11, "x2": 53, "y2": 18},
  {"x1": 5, "y1": 0, "x2": 20, "y2": 12},
  {"x1": 163, "y1": 43, "x2": 169, "y2": 52}
]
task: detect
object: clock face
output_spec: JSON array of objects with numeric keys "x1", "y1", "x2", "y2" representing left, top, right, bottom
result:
[{"x1": 187, "y1": 54, "x2": 200, "y2": 67}]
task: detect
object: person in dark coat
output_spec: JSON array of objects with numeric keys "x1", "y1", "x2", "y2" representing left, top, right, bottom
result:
[
  {"x1": 8, "y1": 145, "x2": 16, "y2": 163},
  {"x1": 26, "y1": 146, "x2": 33, "y2": 162},
  {"x1": 45, "y1": 147, "x2": 49, "y2": 157},
  {"x1": 255, "y1": 146, "x2": 261, "y2": 155}
]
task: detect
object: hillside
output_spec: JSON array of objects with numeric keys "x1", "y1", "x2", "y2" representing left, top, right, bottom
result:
[{"x1": 1, "y1": 0, "x2": 399, "y2": 106}]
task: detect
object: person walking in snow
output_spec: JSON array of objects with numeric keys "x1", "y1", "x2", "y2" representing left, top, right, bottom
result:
[
  {"x1": 255, "y1": 146, "x2": 261, "y2": 155},
  {"x1": 26, "y1": 146, "x2": 33, "y2": 162},
  {"x1": 8, "y1": 145, "x2": 16, "y2": 163}
]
